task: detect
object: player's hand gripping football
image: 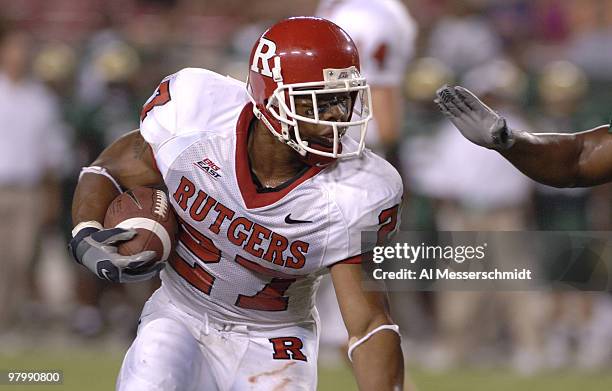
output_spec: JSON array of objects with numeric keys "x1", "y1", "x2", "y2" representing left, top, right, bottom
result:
[
  {"x1": 69, "y1": 227, "x2": 163, "y2": 283},
  {"x1": 435, "y1": 85, "x2": 515, "y2": 150}
]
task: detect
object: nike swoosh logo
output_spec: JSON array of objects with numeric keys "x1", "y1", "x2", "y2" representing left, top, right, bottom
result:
[
  {"x1": 100, "y1": 268, "x2": 113, "y2": 281},
  {"x1": 285, "y1": 214, "x2": 313, "y2": 224}
]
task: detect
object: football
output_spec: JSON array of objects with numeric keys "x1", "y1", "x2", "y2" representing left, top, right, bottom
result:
[{"x1": 104, "y1": 187, "x2": 177, "y2": 265}]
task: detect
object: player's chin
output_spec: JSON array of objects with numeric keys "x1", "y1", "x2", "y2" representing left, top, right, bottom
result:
[
  {"x1": 308, "y1": 137, "x2": 333, "y2": 149},
  {"x1": 304, "y1": 130, "x2": 343, "y2": 148},
  {"x1": 305, "y1": 135, "x2": 344, "y2": 153},
  {"x1": 300, "y1": 141, "x2": 343, "y2": 167}
]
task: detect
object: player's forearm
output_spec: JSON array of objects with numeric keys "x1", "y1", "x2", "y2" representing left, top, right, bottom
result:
[
  {"x1": 71, "y1": 173, "x2": 121, "y2": 226},
  {"x1": 72, "y1": 130, "x2": 163, "y2": 226},
  {"x1": 351, "y1": 329, "x2": 404, "y2": 391},
  {"x1": 500, "y1": 130, "x2": 583, "y2": 187},
  {"x1": 332, "y1": 264, "x2": 405, "y2": 389}
]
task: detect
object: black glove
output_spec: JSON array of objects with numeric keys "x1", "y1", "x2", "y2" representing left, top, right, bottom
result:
[{"x1": 69, "y1": 226, "x2": 163, "y2": 283}]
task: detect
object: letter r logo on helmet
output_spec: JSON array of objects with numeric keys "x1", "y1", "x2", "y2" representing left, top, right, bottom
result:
[{"x1": 250, "y1": 38, "x2": 277, "y2": 78}]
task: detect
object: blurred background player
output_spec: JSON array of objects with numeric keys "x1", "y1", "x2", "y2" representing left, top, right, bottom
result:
[
  {"x1": 314, "y1": 0, "x2": 417, "y2": 364},
  {"x1": 423, "y1": 60, "x2": 550, "y2": 374},
  {"x1": 531, "y1": 61, "x2": 612, "y2": 369},
  {"x1": 437, "y1": 67, "x2": 612, "y2": 371},
  {"x1": 0, "y1": 20, "x2": 70, "y2": 335}
]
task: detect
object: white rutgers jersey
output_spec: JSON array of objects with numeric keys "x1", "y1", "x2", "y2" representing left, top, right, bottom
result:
[
  {"x1": 317, "y1": 0, "x2": 417, "y2": 146},
  {"x1": 317, "y1": 0, "x2": 416, "y2": 86},
  {"x1": 140, "y1": 68, "x2": 402, "y2": 327}
]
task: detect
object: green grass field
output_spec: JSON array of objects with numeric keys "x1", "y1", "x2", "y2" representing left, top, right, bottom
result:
[{"x1": 2, "y1": 348, "x2": 612, "y2": 390}]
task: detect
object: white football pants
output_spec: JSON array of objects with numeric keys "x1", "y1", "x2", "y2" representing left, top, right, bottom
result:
[{"x1": 116, "y1": 287, "x2": 319, "y2": 390}]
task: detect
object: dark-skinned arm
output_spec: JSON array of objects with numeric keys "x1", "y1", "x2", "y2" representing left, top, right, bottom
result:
[
  {"x1": 331, "y1": 263, "x2": 405, "y2": 391},
  {"x1": 500, "y1": 125, "x2": 612, "y2": 187},
  {"x1": 72, "y1": 129, "x2": 163, "y2": 226},
  {"x1": 69, "y1": 129, "x2": 165, "y2": 283}
]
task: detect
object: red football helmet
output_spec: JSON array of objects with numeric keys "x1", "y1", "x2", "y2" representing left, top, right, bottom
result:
[{"x1": 247, "y1": 17, "x2": 372, "y2": 164}]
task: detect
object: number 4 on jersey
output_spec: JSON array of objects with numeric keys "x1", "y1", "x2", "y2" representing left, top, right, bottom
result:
[{"x1": 140, "y1": 80, "x2": 171, "y2": 121}]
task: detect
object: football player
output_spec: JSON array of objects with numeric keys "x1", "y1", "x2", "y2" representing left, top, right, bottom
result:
[
  {"x1": 436, "y1": 85, "x2": 612, "y2": 187},
  {"x1": 69, "y1": 17, "x2": 404, "y2": 390}
]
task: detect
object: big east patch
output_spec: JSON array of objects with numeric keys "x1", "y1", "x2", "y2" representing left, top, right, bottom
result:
[{"x1": 195, "y1": 158, "x2": 222, "y2": 179}]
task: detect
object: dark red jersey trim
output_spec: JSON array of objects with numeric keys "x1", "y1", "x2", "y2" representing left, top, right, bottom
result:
[
  {"x1": 234, "y1": 103, "x2": 323, "y2": 209},
  {"x1": 328, "y1": 251, "x2": 370, "y2": 268}
]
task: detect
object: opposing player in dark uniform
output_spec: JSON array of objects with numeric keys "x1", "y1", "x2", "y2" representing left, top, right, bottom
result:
[{"x1": 69, "y1": 17, "x2": 404, "y2": 390}]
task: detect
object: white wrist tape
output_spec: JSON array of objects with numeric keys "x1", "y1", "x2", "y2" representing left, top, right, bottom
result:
[
  {"x1": 347, "y1": 324, "x2": 401, "y2": 362},
  {"x1": 71, "y1": 220, "x2": 103, "y2": 237},
  {"x1": 79, "y1": 166, "x2": 123, "y2": 194}
]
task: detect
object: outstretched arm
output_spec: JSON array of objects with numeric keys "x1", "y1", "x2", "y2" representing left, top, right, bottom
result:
[
  {"x1": 331, "y1": 263, "x2": 404, "y2": 391},
  {"x1": 500, "y1": 125, "x2": 612, "y2": 187},
  {"x1": 435, "y1": 85, "x2": 612, "y2": 187}
]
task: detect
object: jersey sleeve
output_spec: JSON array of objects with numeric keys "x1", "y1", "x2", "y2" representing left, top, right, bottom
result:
[
  {"x1": 139, "y1": 72, "x2": 180, "y2": 151},
  {"x1": 322, "y1": 157, "x2": 403, "y2": 268},
  {"x1": 140, "y1": 67, "x2": 248, "y2": 148},
  {"x1": 139, "y1": 68, "x2": 248, "y2": 177}
]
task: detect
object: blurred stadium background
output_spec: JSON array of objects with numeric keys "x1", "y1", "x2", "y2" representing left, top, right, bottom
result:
[{"x1": 1, "y1": 0, "x2": 612, "y2": 389}]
